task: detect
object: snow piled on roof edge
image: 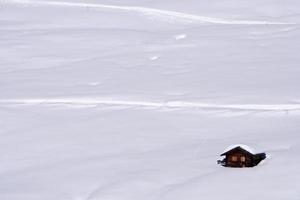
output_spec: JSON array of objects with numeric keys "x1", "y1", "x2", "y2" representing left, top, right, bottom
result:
[{"x1": 222, "y1": 144, "x2": 256, "y2": 155}]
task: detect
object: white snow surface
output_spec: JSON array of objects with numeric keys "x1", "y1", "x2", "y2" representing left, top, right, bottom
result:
[{"x1": 1, "y1": 0, "x2": 300, "y2": 200}]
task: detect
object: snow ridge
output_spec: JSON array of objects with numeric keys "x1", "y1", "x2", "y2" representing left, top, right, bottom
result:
[
  {"x1": 2, "y1": 0, "x2": 293, "y2": 25},
  {"x1": 1, "y1": 98, "x2": 300, "y2": 113}
]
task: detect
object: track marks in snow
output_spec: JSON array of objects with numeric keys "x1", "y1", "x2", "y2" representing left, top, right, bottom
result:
[
  {"x1": 2, "y1": 0, "x2": 293, "y2": 25},
  {"x1": 160, "y1": 170, "x2": 220, "y2": 197},
  {"x1": 1, "y1": 98, "x2": 300, "y2": 114}
]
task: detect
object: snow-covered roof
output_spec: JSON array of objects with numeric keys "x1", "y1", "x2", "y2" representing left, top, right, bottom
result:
[{"x1": 221, "y1": 144, "x2": 255, "y2": 155}]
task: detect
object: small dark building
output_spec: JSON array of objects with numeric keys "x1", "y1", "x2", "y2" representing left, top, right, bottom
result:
[{"x1": 218, "y1": 145, "x2": 266, "y2": 168}]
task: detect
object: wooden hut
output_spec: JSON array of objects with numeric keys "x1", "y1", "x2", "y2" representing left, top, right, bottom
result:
[{"x1": 218, "y1": 145, "x2": 266, "y2": 168}]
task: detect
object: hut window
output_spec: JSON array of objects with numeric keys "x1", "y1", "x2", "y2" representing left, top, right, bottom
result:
[
  {"x1": 231, "y1": 156, "x2": 237, "y2": 162},
  {"x1": 241, "y1": 156, "x2": 246, "y2": 162}
]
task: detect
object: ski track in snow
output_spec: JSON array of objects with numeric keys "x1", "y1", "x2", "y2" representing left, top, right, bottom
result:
[
  {"x1": 1, "y1": 98, "x2": 300, "y2": 113},
  {"x1": 1, "y1": 0, "x2": 293, "y2": 25}
]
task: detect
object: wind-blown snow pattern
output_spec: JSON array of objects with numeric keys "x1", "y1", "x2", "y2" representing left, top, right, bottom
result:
[
  {"x1": 1, "y1": 0, "x2": 300, "y2": 200},
  {"x1": 1, "y1": 0, "x2": 294, "y2": 25},
  {"x1": 1, "y1": 98, "x2": 300, "y2": 113}
]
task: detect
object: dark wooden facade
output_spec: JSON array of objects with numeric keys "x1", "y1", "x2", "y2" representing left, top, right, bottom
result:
[{"x1": 218, "y1": 146, "x2": 266, "y2": 168}]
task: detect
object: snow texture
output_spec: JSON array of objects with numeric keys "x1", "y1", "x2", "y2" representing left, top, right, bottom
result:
[{"x1": 0, "y1": 0, "x2": 300, "y2": 200}]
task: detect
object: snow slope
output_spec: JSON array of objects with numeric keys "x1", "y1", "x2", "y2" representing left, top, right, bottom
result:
[{"x1": 0, "y1": 0, "x2": 300, "y2": 199}]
